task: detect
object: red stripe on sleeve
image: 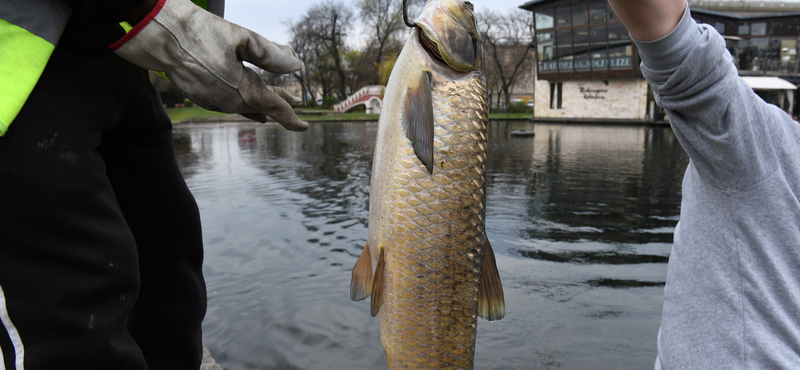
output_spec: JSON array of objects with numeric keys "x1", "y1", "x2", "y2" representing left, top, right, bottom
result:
[{"x1": 109, "y1": 0, "x2": 167, "y2": 51}]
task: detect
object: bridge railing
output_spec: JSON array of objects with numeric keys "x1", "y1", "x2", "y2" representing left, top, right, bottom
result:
[{"x1": 333, "y1": 85, "x2": 386, "y2": 112}]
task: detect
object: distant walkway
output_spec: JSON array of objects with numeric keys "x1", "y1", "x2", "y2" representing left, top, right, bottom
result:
[{"x1": 333, "y1": 85, "x2": 385, "y2": 114}]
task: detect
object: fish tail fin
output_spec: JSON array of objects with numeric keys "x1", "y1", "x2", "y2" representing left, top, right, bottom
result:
[
  {"x1": 370, "y1": 247, "x2": 386, "y2": 317},
  {"x1": 477, "y1": 238, "x2": 505, "y2": 321},
  {"x1": 350, "y1": 242, "x2": 373, "y2": 301}
]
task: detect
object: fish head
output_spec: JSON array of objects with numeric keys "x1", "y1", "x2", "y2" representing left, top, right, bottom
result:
[{"x1": 413, "y1": 0, "x2": 481, "y2": 72}]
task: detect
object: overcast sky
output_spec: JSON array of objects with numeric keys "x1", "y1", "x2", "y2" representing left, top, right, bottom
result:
[
  {"x1": 224, "y1": 0, "x2": 531, "y2": 47},
  {"x1": 224, "y1": 0, "x2": 800, "y2": 47}
]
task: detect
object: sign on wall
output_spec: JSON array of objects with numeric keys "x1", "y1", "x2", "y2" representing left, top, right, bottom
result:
[{"x1": 579, "y1": 86, "x2": 607, "y2": 99}]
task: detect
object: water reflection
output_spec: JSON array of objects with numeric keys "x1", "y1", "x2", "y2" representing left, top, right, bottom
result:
[
  {"x1": 174, "y1": 120, "x2": 688, "y2": 370},
  {"x1": 515, "y1": 249, "x2": 669, "y2": 265},
  {"x1": 487, "y1": 124, "x2": 686, "y2": 244}
]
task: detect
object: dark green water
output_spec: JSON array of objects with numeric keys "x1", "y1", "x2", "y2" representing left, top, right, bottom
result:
[{"x1": 174, "y1": 120, "x2": 689, "y2": 370}]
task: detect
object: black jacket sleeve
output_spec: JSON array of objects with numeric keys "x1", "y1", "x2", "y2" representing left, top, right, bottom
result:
[{"x1": 62, "y1": 0, "x2": 147, "y2": 24}]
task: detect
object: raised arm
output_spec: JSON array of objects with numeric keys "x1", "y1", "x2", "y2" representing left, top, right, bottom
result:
[
  {"x1": 607, "y1": 0, "x2": 784, "y2": 191},
  {"x1": 606, "y1": 0, "x2": 686, "y2": 41}
]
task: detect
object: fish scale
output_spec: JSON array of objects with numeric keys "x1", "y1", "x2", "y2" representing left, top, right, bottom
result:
[
  {"x1": 373, "y1": 72, "x2": 489, "y2": 369},
  {"x1": 351, "y1": 1, "x2": 503, "y2": 368}
]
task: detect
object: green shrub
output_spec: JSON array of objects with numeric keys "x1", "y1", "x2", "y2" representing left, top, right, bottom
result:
[
  {"x1": 159, "y1": 87, "x2": 186, "y2": 107},
  {"x1": 321, "y1": 96, "x2": 340, "y2": 109},
  {"x1": 348, "y1": 104, "x2": 366, "y2": 112},
  {"x1": 490, "y1": 103, "x2": 505, "y2": 113},
  {"x1": 509, "y1": 101, "x2": 531, "y2": 113}
]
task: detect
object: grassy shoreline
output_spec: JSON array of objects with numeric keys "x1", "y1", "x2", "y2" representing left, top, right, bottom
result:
[{"x1": 166, "y1": 107, "x2": 532, "y2": 123}]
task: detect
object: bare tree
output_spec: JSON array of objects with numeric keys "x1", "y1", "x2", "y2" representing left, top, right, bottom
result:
[
  {"x1": 307, "y1": 1, "x2": 354, "y2": 100},
  {"x1": 286, "y1": 18, "x2": 336, "y2": 105},
  {"x1": 285, "y1": 19, "x2": 316, "y2": 106},
  {"x1": 285, "y1": 1, "x2": 354, "y2": 102},
  {"x1": 357, "y1": 0, "x2": 407, "y2": 81},
  {"x1": 479, "y1": 9, "x2": 534, "y2": 112}
]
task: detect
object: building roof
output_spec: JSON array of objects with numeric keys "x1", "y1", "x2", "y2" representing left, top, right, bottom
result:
[
  {"x1": 518, "y1": 0, "x2": 547, "y2": 10},
  {"x1": 741, "y1": 76, "x2": 798, "y2": 90},
  {"x1": 689, "y1": 0, "x2": 800, "y2": 13},
  {"x1": 519, "y1": 0, "x2": 800, "y2": 15},
  {"x1": 691, "y1": 7, "x2": 800, "y2": 19}
]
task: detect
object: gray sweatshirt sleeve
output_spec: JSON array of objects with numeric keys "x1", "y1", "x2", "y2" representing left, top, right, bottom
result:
[{"x1": 634, "y1": 5, "x2": 784, "y2": 191}]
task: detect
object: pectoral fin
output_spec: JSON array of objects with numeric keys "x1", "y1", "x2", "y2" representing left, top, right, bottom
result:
[
  {"x1": 350, "y1": 243, "x2": 373, "y2": 302},
  {"x1": 403, "y1": 71, "x2": 435, "y2": 174},
  {"x1": 370, "y1": 247, "x2": 386, "y2": 317},
  {"x1": 477, "y1": 238, "x2": 505, "y2": 321}
]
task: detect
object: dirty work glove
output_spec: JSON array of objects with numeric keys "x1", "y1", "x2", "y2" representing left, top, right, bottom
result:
[{"x1": 110, "y1": 0, "x2": 308, "y2": 131}]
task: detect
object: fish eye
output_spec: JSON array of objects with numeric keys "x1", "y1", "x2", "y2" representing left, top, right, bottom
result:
[{"x1": 464, "y1": 1, "x2": 474, "y2": 11}]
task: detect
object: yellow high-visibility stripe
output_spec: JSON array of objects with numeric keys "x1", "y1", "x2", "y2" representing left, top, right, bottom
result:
[{"x1": 0, "y1": 19, "x2": 54, "y2": 136}]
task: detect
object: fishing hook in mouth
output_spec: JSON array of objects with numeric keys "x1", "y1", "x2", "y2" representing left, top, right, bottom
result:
[{"x1": 402, "y1": 0, "x2": 415, "y2": 28}]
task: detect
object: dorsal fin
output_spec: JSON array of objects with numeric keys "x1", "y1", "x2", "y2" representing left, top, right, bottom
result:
[
  {"x1": 403, "y1": 70, "x2": 435, "y2": 174},
  {"x1": 370, "y1": 247, "x2": 386, "y2": 317},
  {"x1": 350, "y1": 243, "x2": 373, "y2": 301},
  {"x1": 477, "y1": 238, "x2": 505, "y2": 321}
]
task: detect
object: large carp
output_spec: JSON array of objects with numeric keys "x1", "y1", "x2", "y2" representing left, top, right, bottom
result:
[{"x1": 350, "y1": 0, "x2": 504, "y2": 368}]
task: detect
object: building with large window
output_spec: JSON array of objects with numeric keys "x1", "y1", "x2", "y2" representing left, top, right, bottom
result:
[{"x1": 520, "y1": 0, "x2": 800, "y2": 122}]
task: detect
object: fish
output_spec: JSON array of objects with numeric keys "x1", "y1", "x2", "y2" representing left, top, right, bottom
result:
[{"x1": 349, "y1": 0, "x2": 505, "y2": 368}]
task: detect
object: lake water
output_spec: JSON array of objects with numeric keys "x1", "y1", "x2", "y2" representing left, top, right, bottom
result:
[{"x1": 173, "y1": 120, "x2": 689, "y2": 370}]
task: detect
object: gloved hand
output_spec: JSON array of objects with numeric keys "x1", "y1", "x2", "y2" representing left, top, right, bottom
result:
[{"x1": 111, "y1": 0, "x2": 308, "y2": 131}]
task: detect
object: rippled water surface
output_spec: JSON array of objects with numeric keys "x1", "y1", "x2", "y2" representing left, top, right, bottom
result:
[{"x1": 173, "y1": 120, "x2": 689, "y2": 370}]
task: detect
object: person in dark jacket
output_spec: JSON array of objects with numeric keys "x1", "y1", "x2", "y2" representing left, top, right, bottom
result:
[{"x1": 0, "y1": 0, "x2": 306, "y2": 368}]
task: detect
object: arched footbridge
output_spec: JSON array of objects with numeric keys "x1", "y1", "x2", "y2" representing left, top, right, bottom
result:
[{"x1": 333, "y1": 85, "x2": 385, "y2": 114}]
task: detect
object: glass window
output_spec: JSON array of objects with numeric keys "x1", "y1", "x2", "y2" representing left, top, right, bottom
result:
[
  {"x1": 550, "y1": 82, "x2": 563, "y2": 109},
  {"x1": 535, "y1": 8, "x2": 554, "y2": 30},
  {"x1": 751, "y1": 22, "x2": 767, "y2": 36},
  {"x1": 741, "y1": 37, "x2": 769, "y2": 71},
  {"x1": 781, "y1": 38, "x2": 797, "y2": 63},
  {"x1": 572, "y1": 1, "x2": 587, "y2": 26},
  {"x1": 738, "y1": 23, "x2": 750, "y2": 36},
  {"x1": 608, "y1": 5, "x2": 619, "y2": 22},
  {"x1": 557, "y1": 29, "x2": 574, "y2": 72},
  {"x1": 768, "y1": 38, "x2": 781, "y2": 60},
  {"x1": 609, "y1": 45, "x2": 632, "y2": 69},
  {"x1": 714, "y1": 22, "x2": 726, "y2": 34},
  {"x1": 771, "y1": 19, "x2": 799, "y2": 37},
  {"x1": 750, "y1": 37, "x2": 769, "y2": 58},
  {"x1": 607, "y1": 23, "x2": 630, "y2": 70},
  {"x1": 736, "y1": 38, "x2": 750, "y2": 70},
  {"x1": 556, "y1": 5, "x2": 571, "y2": 27},
  {"x1": 573, "y1": 27, "x2": 591, "y2": 71},
  {"x1": 770, "y1": 21, "x2": 785, "y2": 36},
  {"x1": 537, "y1": 30, "x2": 557, "y2": 73},
  {"x1": 589, "y1": 1, "x2": 606, "y2": 24},
  {"x1": 537, "y1": 31, "x2": 555, "y2": 61},
  {"x1": 775, "y1": 38, "x2": 798, "y2": 73},
  {"x1": 557, "y1": 82, "x2": 562, "y2": 109},
  {"x1": 607, "y1": 23, "x2": 630, "y2": 47},
  {"x1": 590, "y1": 25, "x2": 607, "y2": 70},
  {"x1": 557, "y1": 29, "x2": 573, "y2": 58},
  {"x1": 785, "y1": 20, "x2": 798, "y2": 36}
]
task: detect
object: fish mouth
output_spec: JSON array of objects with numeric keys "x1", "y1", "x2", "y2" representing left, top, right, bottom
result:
[
  {"x1": 412, "y1": 0, "x2": 480, "y2": 72},
  {"x1": 418, "y1": 28, "x2": 448, "y2": 67}
]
